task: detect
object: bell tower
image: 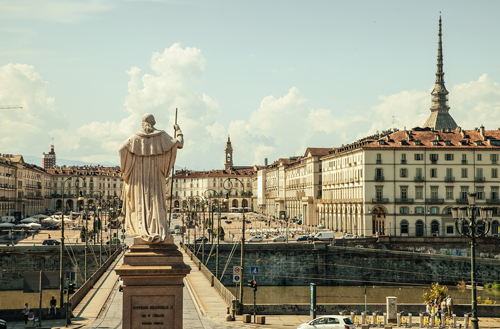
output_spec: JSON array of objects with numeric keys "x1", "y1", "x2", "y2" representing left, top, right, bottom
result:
[{"x1": 224, "y1": 136, "x2": 233, "y2": 170}]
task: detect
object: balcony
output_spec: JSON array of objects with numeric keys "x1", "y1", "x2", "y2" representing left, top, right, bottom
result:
[
  {"x1": 475, "y1": 177, "x2": 486, "y2": 183},
  {"x1": 444, "y1": 176, "x2": 455, "y2": 182},
  {"x1": 456, "y1": 198, "x2": 469, "y2": 204},
  {"x1": 395, "y1": 198, "x2": 414, "y2": 204},
  {"x1": 374, "y1": 175, "x2": 384, "y2": 182},
  {"x1": 430, "y1": 159, "x2": 438, "y2": 163},
  {"x1": 376, "y1": 159, "x2": 382, "y2": 164},
  {"x1": 426, "y1": 198, "x2": 444, "y2": 204},
  {"x1": 414, "y1": 176, "x2": 425, "y2": 182},
  {"x1": 461, "y1": 160, "x2": 467, "y2": 164},
  {"x1": 401, "y1": 160, "x2": 407, "y2": 164},
  {"x1": 372, "y1": 198, "x2": 389, "y2": 204},
  {"x1": 487, "y1": 199, "x2": 500, "y2": 205}
]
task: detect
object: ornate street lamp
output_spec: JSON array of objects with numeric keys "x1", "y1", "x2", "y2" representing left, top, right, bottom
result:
[
  {"x1": 223, "y1": 177, "x2": 248, "y2": 313},
  {"x1": 451, "y1": 193, "x2": 493, "y2": 329}
]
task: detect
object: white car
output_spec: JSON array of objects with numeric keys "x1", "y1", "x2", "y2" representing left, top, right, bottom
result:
[
  {"x1": 272, "y1": 235, "x2": 287, "y2": 242},
  {"x1": 297, "y1": 315, "x2": 354, "y2": 329},
  {"x1": 71, "y1": 226, "x2": 83, "y2": 230},
  {"x1": 247, "y1": 236, "x2": 263, "y2": 242}
]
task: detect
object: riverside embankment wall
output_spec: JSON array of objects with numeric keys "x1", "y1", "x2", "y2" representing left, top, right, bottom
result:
[{"x1": 195, "y1": 240, "x2": 500, "y2": 287}]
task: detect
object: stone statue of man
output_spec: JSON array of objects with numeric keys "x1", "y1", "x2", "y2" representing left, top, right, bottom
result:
[{"x1": 119, "y1": 113, "x2": 183, "y2": 243}]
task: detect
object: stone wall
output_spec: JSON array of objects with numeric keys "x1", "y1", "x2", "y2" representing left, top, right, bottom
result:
[
  {"x1": 194, "y1": 242, "x2": 500, "y2": 287},
  {"x1": 0, "y1": 245, "x2": 114, "y2": 290}
]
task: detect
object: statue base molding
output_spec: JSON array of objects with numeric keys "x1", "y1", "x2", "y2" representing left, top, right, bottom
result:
[{"x1": 115, "y1": 237, "x2": 191, "y2": 329}]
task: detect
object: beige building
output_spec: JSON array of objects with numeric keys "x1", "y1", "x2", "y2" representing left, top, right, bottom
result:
[
  {"x1": 0, "y1": 154, "x2": 51, "y2": 218},
  {"x1": 46, "y1": 165, "x2": 123, "y2": 212},
  {"x1": 168, "y1": 137, "x2": 258, "y2": 212},
  {"x1": 254, "y1": 148, "x2": 332, "y2": 226},
  {"x1": 319, "y1": 127, "x2": 500, "y2": 237}
]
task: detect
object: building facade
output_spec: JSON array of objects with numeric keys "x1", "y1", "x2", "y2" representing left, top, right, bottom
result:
[
  {"x1": 46, "y1": 165, "x2": 124, "y2": 212},
  {"x1": 254, "y1": 148, "x2": 332, "y2": 227},
  {"x1": 168, "y1": 137, "x2": 258, "y2": 214}
]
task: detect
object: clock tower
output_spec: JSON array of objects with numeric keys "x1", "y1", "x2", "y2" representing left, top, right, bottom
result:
[{"x1": 224, "y1": 136, "x2": 233, "y2": 170}]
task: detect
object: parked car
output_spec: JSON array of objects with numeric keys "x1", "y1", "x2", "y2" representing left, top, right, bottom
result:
[
  {"x1": 225, "y1": 220, "x2": 232, "y2": 224},
  {"x1": 195, "y1": 236, "x2": 208, "y2": 243},
  {"x1": 46, "y1": 225, "x2": 60, "y2": 230},
  {"x1": 71, "y1": 226, "x2": 83, "y2": 230},
  {"x1": 118, "y1": 278, "x2": 123, "y2": 292},
  {"x1": 220, "y1": 216, "x2": 227, "y2": 219},
  {"x1": 297, "y1": 315, "x2": 354, "y2": 329},
  {"x1": 296, "y1": 235, "x2": 309, "y2": 242},
  {"x1": 247, "y1": 236, "x2": 263, "y2": 243},
  {"x1": 106, "y1": 238, "x2": 121, "y2": 245},
  {"x1": 272, "y1": 235, "x2": 287, "y2": 242},
  {"x1": 339, "y1": 234, "x2": 356, "y2": 239},
  {"x1": 0, "y1": 318, "x2": 6, "y2": 329},
  {"x1": 42, "y1": 239, "x2": 61, "y2": 246}
]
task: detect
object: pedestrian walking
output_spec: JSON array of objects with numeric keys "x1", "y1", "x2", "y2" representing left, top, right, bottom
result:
[
  {"x1": 23, "y1": 303, "x2": 30, "y2": 324},
  {"x1": 76, "y1": 238, "x2": 79, "y2": 244},
  {"x1": 446, "y1": 295, "x2": 454, "y2": 315},
  {"x1": 32, "y1": 232, "x2": 35, "y2": 240}
]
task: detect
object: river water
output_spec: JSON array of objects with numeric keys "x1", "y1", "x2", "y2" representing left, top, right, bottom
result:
[{"x1": 228, "y1": 286, "x2": 500, "y2": 305}]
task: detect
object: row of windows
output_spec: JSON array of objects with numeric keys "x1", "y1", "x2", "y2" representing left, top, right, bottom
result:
[
  {"x1": 376, "y1": 167, "x2": 498, "y2": 179},
  {"x1": 399, "y1": 220, "x2": 500, "y2": 236},
  {"x1": 376, "y1": 186, "x2": 499, "y2": 201},
  {"x1": 376, "y1": 153, "x2": 499, "y2": 163}
]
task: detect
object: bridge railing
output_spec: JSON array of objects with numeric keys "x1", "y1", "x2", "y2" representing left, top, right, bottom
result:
[{"x1": 183, "y1": 244, "x2": 236, "y2": 306}]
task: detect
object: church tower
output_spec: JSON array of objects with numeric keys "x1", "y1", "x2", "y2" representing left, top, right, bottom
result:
[
  {"x1": 224, "y1": 136, "x2": 233, "y2": 170},
  {"x1": 423, "y1": 15, "x2": 458, "y2": 130}
]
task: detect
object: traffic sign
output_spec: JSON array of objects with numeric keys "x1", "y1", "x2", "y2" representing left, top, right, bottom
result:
[
  {"x1": 233, "y1": 274, "x2": 241, "y2": 283},
  {"x1": 250, "y1": 266, "x2": 259, "y2": 275},
  {"x1": 233, "y1": 266, "x2": 241, "y2": 275}
]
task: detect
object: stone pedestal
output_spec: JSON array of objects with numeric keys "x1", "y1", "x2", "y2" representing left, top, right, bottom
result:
[{"x1": 115, "y1": 237, "x2": 191, "y2": 329}]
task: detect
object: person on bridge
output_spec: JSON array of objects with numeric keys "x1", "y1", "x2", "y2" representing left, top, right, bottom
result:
[{"x1": 49, "y1": 296, "x2": 57, "y2": 317}]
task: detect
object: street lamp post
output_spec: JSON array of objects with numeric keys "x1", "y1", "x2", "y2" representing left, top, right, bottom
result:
[
  {"x1": 223, "y1": 177, "x2": 247, "y2": 312},
  {"x1": 451, "y1": 193, "x2": 493, "y2": 329}
]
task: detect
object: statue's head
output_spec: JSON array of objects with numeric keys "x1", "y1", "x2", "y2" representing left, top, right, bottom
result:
[{"x1": 142, "y1": 113, "x2": 156, "y2": 133}]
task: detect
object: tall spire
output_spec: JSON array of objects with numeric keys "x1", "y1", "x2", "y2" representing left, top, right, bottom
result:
[{"x1": 423, "y1": 14, "x2": 458, "y2": 130}]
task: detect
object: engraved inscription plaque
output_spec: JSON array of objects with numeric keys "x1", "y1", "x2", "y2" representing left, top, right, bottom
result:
[{"x1": 131, "y1": 295, "x2": 175, "y2": 328}]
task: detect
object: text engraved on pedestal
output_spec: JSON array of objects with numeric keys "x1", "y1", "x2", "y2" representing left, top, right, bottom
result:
[{"x1": 131, "y1": 295, "x2": 175, "y2": 328}]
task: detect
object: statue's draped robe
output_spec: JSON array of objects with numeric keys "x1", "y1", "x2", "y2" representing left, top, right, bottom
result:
[{"x1": 119, "y1": 130, "x2": 178, "y2": 243}]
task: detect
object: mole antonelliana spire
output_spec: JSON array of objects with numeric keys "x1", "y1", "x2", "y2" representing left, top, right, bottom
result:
[{"x1": 423, "y1": 15, "x2": 458, "y2": 130}]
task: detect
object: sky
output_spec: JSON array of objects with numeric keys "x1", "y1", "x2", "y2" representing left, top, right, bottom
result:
[{"x1": 1, "y1": 1, "x2": 500, "y2": 170}]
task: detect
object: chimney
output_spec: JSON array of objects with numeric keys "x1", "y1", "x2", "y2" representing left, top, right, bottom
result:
[{"x1": 480, "y1": 125, "x2": 485, "y2": 140}]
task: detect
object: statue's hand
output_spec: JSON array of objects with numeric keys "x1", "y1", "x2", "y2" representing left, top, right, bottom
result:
[{"x1": 174, "y1": 124, "x2": 182, "y2": 132}]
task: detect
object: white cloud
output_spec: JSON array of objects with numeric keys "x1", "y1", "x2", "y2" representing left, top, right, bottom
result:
[
  {"x1": 80, "y1": 43, "x2": 221, "y2": 166},
  {"x1": 0, "y1": 63, "x2": 67, "y2": 155}
]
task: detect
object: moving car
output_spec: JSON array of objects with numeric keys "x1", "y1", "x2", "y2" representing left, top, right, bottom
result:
[
  {"x1": 272, "y1": 235, "x2": 287, "y2": 242},
  {"x1": 297, "y1": 315, "x2": 354, "y2": 329},
  {"x1": 118, "y1": 278, "x2": 123, "y2": 292},
  {"x1": 195, "y1": 236, "x2": 208, "y2": 243},
  {"x1": 71, "y1": 226, "x2": 83, "y2": 230},
  {"x1": 296, "y1": 235, "x2": 309, "y2": 242},
  {"x1": 106, "y1": 238, "x2": 121, "y2": 245},
  {"x1": 309, "y1": 231, "x2": 335, "y2": 242},
  {"x1": 247, "y1": 236, "x2": 263, "y2": 243},
  {"x1": 339, "y1": 234, "x2": 356, "y2": 239},
  {"x1": 42, "y1": 239, "x2": 61, "y2": 246}
]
